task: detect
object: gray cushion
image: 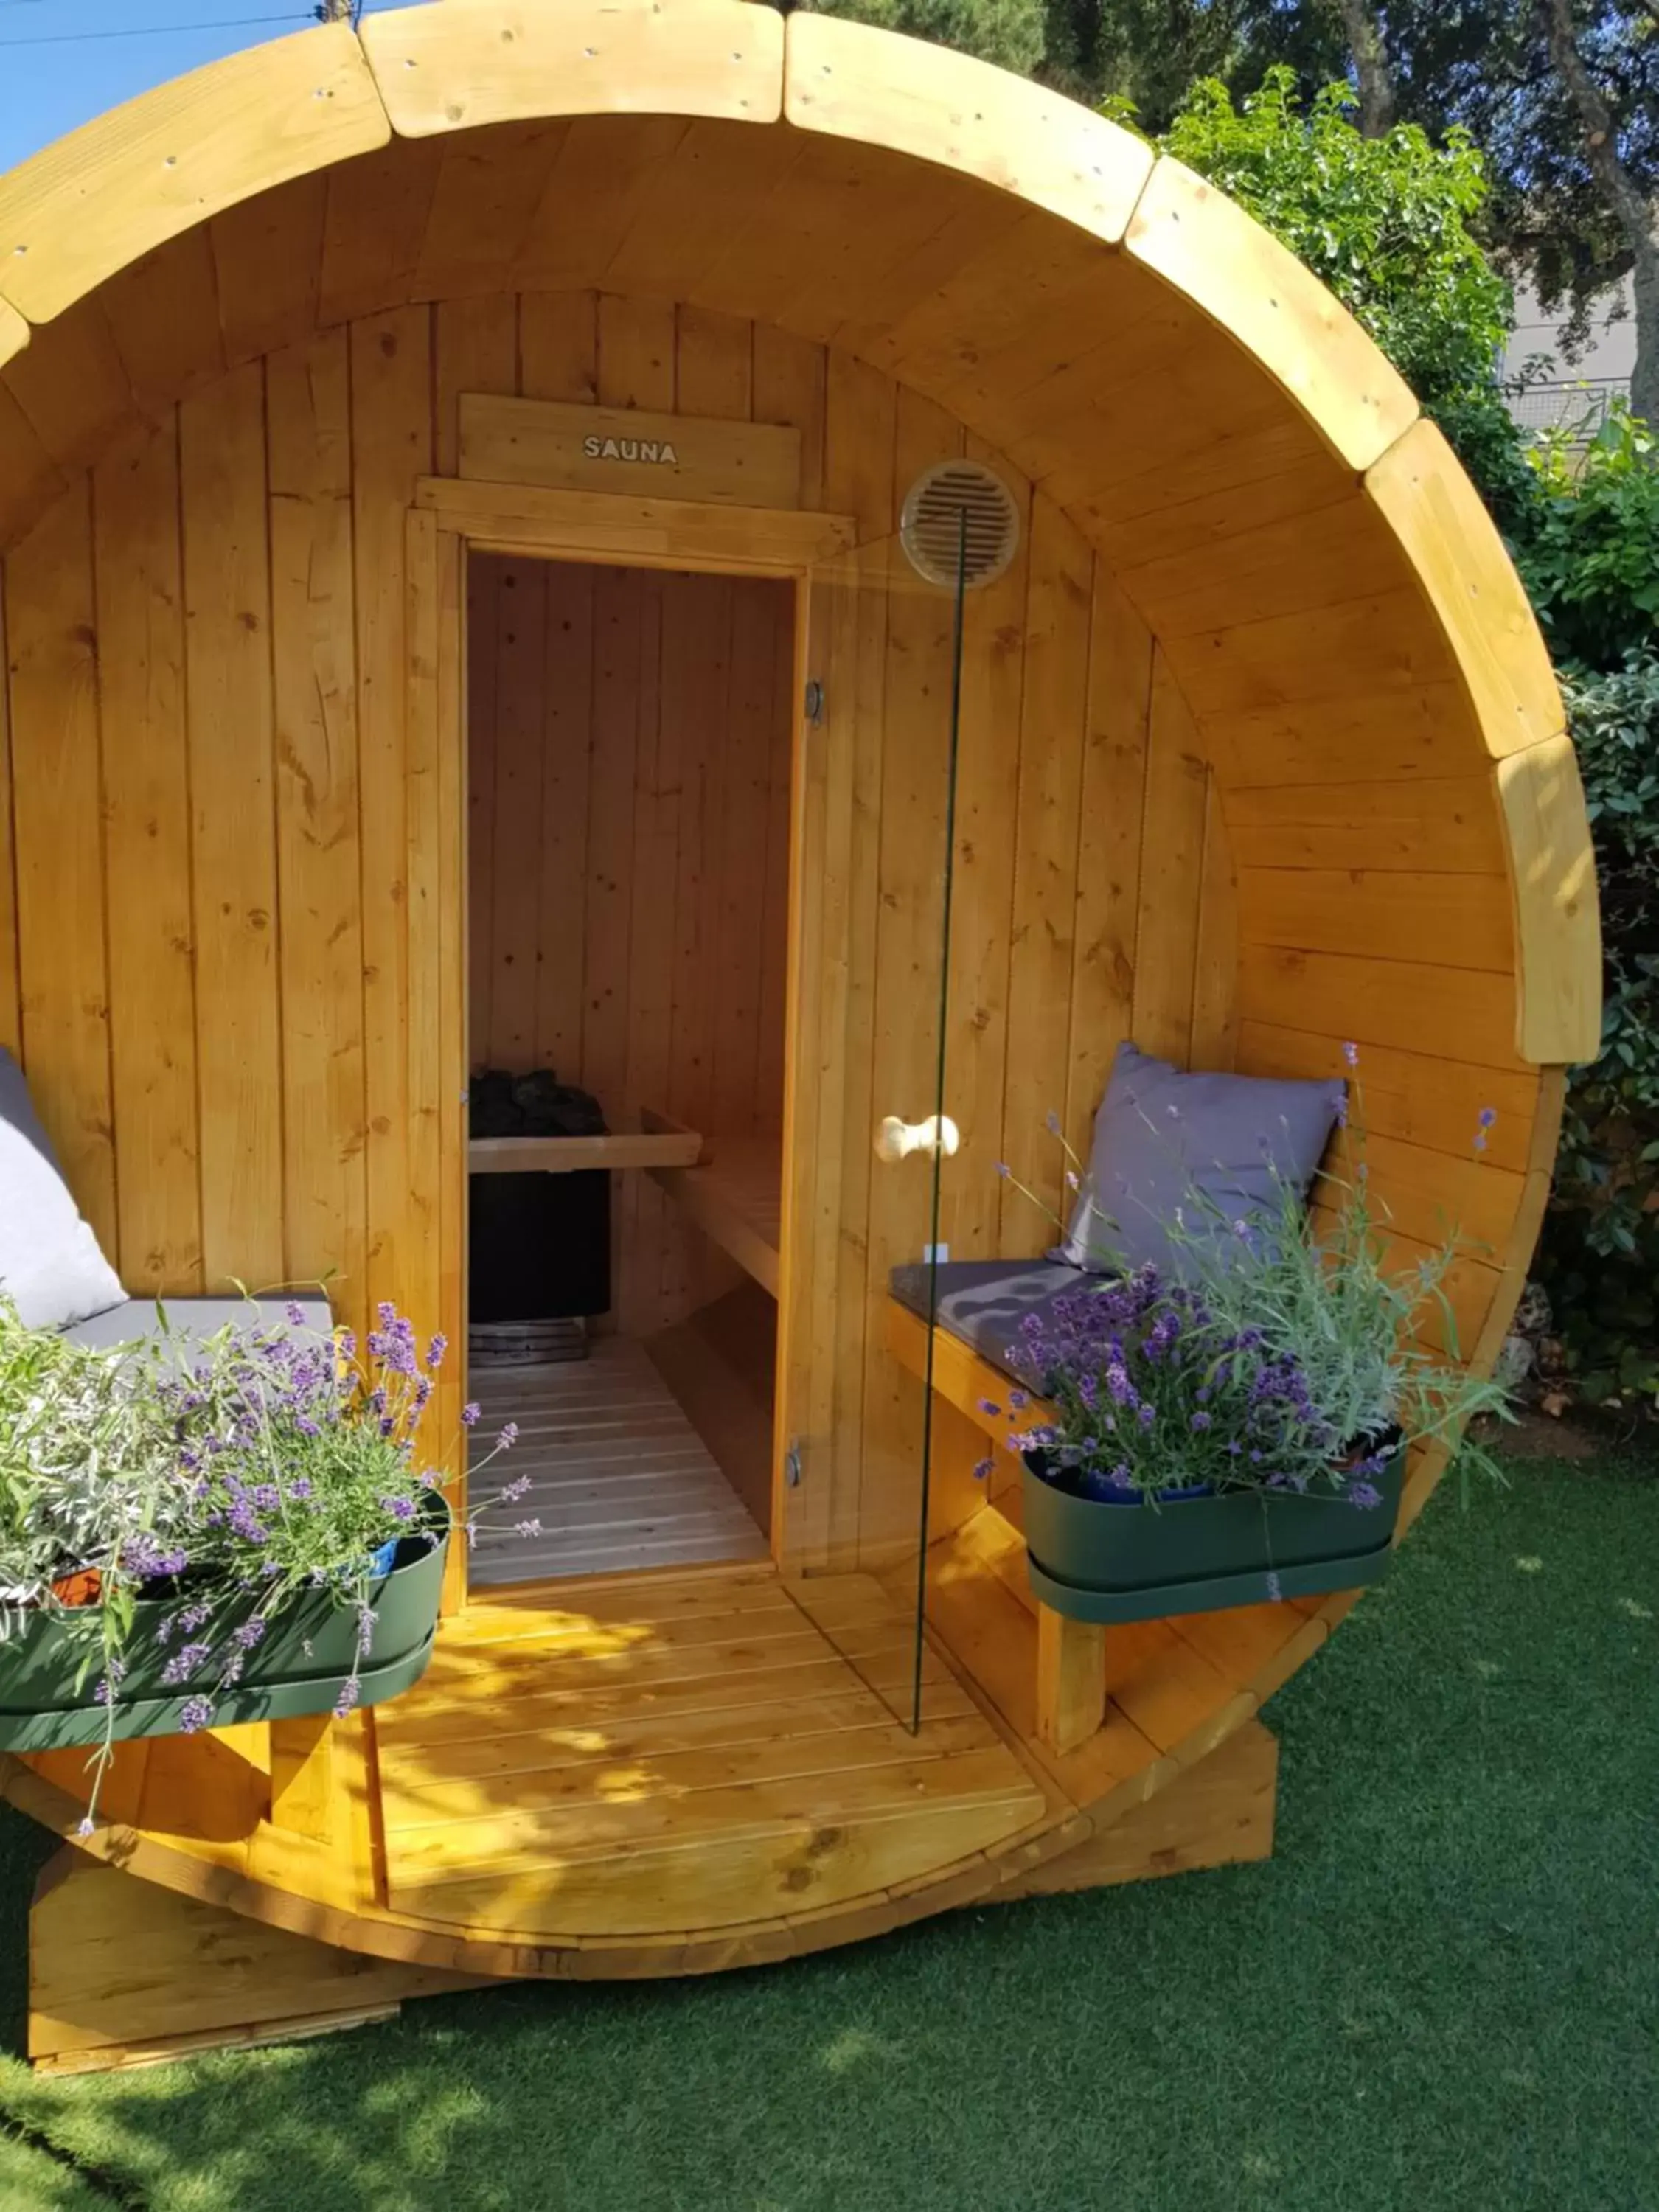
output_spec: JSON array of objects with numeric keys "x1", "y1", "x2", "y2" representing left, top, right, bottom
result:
[
  {"x1": 1057, "y1": 1040, "x2": 1345, "y2": 1279},
  {"x1": 64, "y1": 1295, "x2": 333, "y2": 1363},
  {"x1": 0, "y1": 1048, "x2": 126, "y2": 1329},
  {"x1": 890, "y1": 1258, "x2": 1087, "y2": 1390}
]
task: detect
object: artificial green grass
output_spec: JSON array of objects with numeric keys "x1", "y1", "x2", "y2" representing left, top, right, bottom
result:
[{"x1": 1, "y1": 1451, "x2": 1655, "y2": 2212}]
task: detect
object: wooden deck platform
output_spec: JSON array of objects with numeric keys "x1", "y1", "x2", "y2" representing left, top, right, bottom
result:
[
  {"x1": 467, "y1": 1342, "x2": 768, "y2": 1585},
  {"x1": 0, "y1": 1523, "x2": 1357, "y2": 2072},
  {"x1": 375, "y1": 1566, "x2": 1043, "y2": 1937}
]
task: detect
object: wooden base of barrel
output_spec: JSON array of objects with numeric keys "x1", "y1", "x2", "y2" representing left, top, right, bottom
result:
[
  {"x1": 25, "y1": 1722, "x2": 1276, "y2": 2075},
  {"x1": 26, "y1": 1850, "x2": 494, "y2": 2076}
]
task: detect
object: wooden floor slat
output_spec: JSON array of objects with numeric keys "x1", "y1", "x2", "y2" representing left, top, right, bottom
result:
[
  {"x1": 377, "y1": 1565, "x2": 1045, "y2": 1937},
  {"x1": 467, "y1": 1340, "x2": 768, "y2": 1585}
]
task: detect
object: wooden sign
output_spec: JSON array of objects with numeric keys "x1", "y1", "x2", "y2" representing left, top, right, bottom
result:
[{"x1": 458, "y1": 394, "x2": 802, "y2": 509}]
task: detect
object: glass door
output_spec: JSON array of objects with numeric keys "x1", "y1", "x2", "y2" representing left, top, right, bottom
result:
[{"x1": 776, "y1": 509, "x2": 971, "y2": 1729}]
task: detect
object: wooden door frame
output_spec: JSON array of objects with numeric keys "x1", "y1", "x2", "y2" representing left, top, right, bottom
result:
[{"x1": 406, "y1": 481, "x2": 858, "y2": 1610}]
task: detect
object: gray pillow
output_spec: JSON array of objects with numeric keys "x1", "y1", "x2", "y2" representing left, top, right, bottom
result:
[
  {"x1": 1055, "y1": 1040, "x2": 1345, "y2": 1279},
  {"x1": 0, "y1": 1048, "x2": 127, "y2": 1329}
]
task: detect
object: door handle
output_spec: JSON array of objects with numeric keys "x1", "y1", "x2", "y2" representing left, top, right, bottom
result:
[{"x1": 874, "y1": 1113, "x2": 960, "y2": 1165}]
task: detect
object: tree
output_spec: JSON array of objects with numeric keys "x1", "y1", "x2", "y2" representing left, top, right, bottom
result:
[
  {"x1": 1329, "y1": 0, "x2": 1394, "y2": 134},
  {"x1": 1540, "y1": 0, "x2": 1659, "y2": 425},
  {"x1": 1040, "y1": 0, "x2": 1349, "y2": 127},
  {"x1": 794, "y1": 0, "x2": 1047, "y2": 75}
]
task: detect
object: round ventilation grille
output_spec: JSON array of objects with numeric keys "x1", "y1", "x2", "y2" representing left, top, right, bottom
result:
[{"x1": 899, "y1": 462, "x2": 1020, "y2": 591}]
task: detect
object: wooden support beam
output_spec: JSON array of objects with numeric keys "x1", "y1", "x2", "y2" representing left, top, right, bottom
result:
[
  {"x1": 1036, "y1": 1605, "x2": 1106, "y2": 1755},
  {"x1": 996, "y1": 1719, "x2": 1278, "y2": 1899},
  {"x1": 260, "y1": 1711, "x2": 383, "y2": 1912},
  {"x1": 27, "y1": 1849, "x2": 487, "y2": 2076}
]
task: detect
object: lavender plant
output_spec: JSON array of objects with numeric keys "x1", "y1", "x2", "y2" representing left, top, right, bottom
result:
[
  {"x1": 1155, "y1": 1051, "x2": 1516, "y2": 1484},
  {"x1": 0, "y1": 1296, "x2": 526, "y2": 1835},
  {"x1": 995, "y1": 1265, "x2": 1395, "y2": 1505},
  {"x1": 0, "y1": 1299, "x2": 193, "y2": 1636},
  {"x1": 997, "y1": 1047, "x2": 1515, "y2": 1498},
  {"x1": 137, "y1": 1302, "x2": 521, "y2": 1728}
]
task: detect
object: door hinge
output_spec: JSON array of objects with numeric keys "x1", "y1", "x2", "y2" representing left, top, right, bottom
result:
[
  {"x1": 784, "y1": 1438, "x2": 804, "y2": 1488},
  {"x1": 803, "y1": 678, "x2": 825, "y2": 726}
]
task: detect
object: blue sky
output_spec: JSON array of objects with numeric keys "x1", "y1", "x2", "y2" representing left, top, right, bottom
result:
[{"x1": 0, "y1": 0, "x2": 425, "y2": 172}]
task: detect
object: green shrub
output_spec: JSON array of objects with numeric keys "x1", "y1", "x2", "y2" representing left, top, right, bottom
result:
[{"x1": 1534, "y1": 643, "x2": 1659, "y2": 1406}]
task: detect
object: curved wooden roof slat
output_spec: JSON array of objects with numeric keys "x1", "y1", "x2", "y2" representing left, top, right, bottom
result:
[
  {"x1": 1498, "y1": 736, "x2": 1603, "y2": 1064},
  {"x1": 0, "y1": 26, "x2": 388, "y2": 332},
  {"x1": 0, "y1": 300, "x2": 25, "y2": 371},
  {"x1": 360, "y1": 0, "x2": 785, "y2": 137},
  {"x1": 782, "y1": 13, "x2": 1153, "y2": 244},
  {"x1": 1124, "y1": 157, "x2": 1419, "y2": 473},
  {"x1": 1366, "y1": 417, "x2": 1565, "y2": 757}
]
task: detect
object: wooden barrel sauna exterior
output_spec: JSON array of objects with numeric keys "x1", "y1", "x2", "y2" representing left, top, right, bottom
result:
[{"x1": 0, "y1": 1, "x2": 1600, "y2": 2045}]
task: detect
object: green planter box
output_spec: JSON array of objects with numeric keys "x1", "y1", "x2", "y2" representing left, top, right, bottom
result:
[
  {"x1": 0, "y1": 1501, "x2": 450, "y2": 1753},
  {"x1": 1022, "y1": 1448, "x2": 1404, "y2": 1624}
]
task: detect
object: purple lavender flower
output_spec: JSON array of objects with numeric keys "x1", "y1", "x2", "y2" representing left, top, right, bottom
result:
[
  {"x1": 1342, "y1": 1041, "x2": 1359, "y2": 1069},
  {"x1": 514, "y1": 1517, "x2": 544, "y2": 1539},
  {"x1": 461, "y1": 1402, "x2": 482, "y2": 1428},
  {"x1": 290, "y1": 1475, "x2": 313, "y2": 1500},
  {"x1": 978, "y1": 1397, "x2": 1002, "y2": 1418},
  {"x1": 501, "y1": 1474, "x2": 532, "y2": 1505},
  {"x1": 498, "y1": 1421, "x2": 520, "y2": 1450},
  {"x1": 972, "y1": 1457, "x2": 995, "y2": 1482},
  {"x1": 382, "y1": 1495, "x2": 417, "y2": 1522},
  {"x1": 161, "y1": 1641, "x2": 213, "y2": 1686},
  {"x1": 1348, "y1": 1480, "x2": 1382, "y2": 1509},
  {"x1": 335, "y1": 1678, "x2": 361, "y2": 1719},
  {"x1": 426, "y1": 1332, "x2": 448, "y2": 1371},
  {"x1": 286, "y1": 1300, "x2": 307, "y2": 1326},
  {"x1": 232, "y1": 1618, "x2": 267, "y2": 1651},
  {"x1": 122, "y1": 1534, "x2": 189, "y2": 1580}
]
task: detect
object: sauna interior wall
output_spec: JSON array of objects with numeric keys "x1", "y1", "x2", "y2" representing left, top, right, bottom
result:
[
  {"x1": 0, "y1": 209, "x2": 1546, "y2": 1561},
  {"x1": 465, "y1": 549, "x2": 795, "y2": 1339}
]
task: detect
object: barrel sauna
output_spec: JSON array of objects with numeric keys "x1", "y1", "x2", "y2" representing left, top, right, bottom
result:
[{"x1": 0, "y1": 1, "x2": 1599, "y2": 2070}]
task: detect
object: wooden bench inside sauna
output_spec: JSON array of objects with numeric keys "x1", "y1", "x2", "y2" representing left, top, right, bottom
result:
[{"x1": 0, "y1": 0, "x2": 1599, "y2": 2070}]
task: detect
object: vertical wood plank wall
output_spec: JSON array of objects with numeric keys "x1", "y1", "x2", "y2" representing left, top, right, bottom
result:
[
  {"x1": 0, "y1": 276, "x2": 1539, "y2": 1573},
  {"x1": 466, "y1": 551, "x2": 795, "y2": 1338},
  {"x1": 466, "y1": 554, "x2": 796, "y2": 1135}
]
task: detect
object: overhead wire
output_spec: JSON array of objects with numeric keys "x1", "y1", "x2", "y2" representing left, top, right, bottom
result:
[
  {"x1": 0, "y1": 10, "x2": 304, "y2": 45},
  {"x1": 0, "y1": 0, "x2": 412, "y2": 36}
]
